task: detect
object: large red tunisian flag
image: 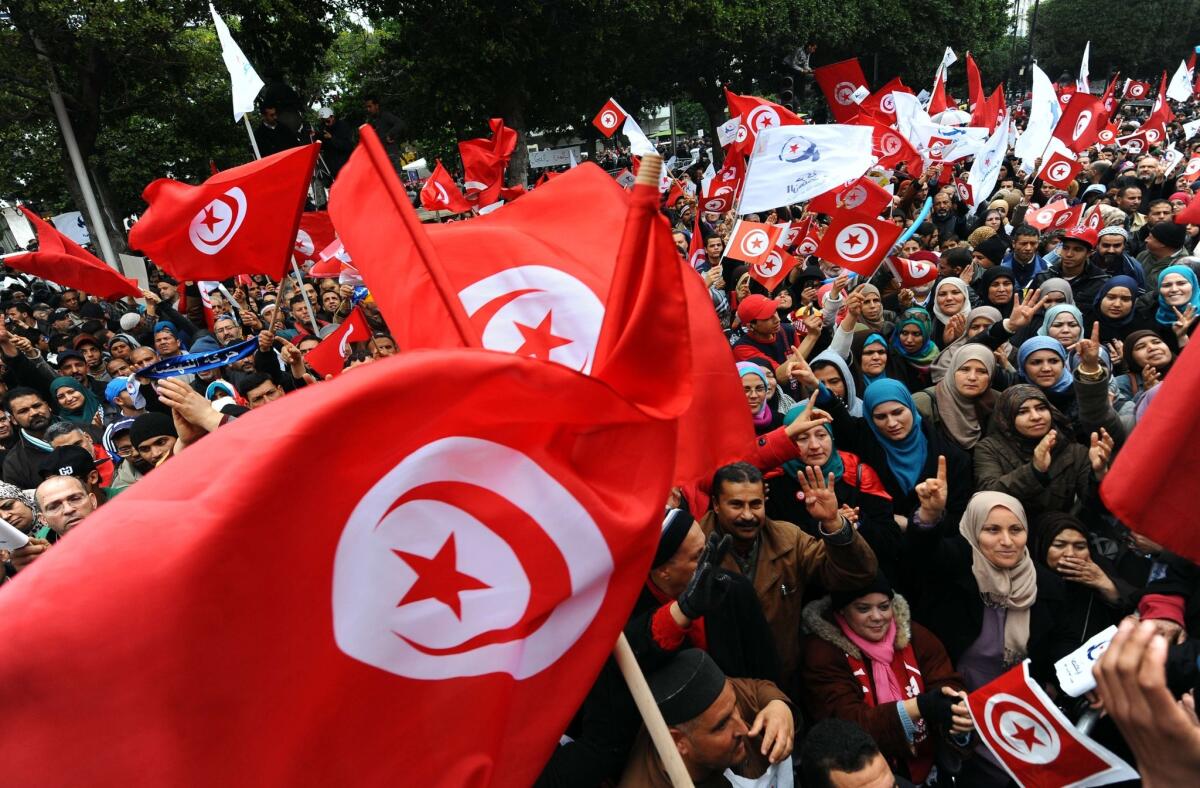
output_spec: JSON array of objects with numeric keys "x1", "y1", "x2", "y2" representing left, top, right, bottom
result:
[
  {"x1": 1102, "y1": 338, "x2": 1200, "y2": 563},
  {"x1": 814, "y1": 209, "x2": 903, "y2": 277},
  {"x1": 0, "y1": 344, "x2": 682, "y2": 785},
  {"x1": 4, "y1": 206, "x2": 141, "y2": 300},
  {"x1": 128, "y1": 143, "x2": 318, "y2": 281},
  {"x1": 329, "y1": 126, "x2": 753, "y2": 486},
  {"x1": 1051, "y1": 92, "x2": 1107, "y2": 152},
  {"x1": 968, "y1": 661, "x2": 1136, "y2": 787}
]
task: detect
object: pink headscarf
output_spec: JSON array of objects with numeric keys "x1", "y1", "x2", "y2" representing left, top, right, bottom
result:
[{"x1": 835, "y1": 613, "x2": 905, "y2": 703}]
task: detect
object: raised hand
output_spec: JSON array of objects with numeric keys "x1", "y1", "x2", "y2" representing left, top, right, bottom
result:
[
  {"x1": 830, "y1": 273, "x2": 850, "y2": 299},
  {"x1": 783, "y1": 391, "x2": 831, "y2": 440},
  {"x1": 960, "y1": 262, "x2": 976, "y2": 285},
  {"x1": 802, "y1": 309, "x2": 824, "y2": 335},
  {"x1": 1006, "y1": 288, "x2": 1047, "y2": 331},
  {"x1": 898, "y1": 288, "x2": 914, "y2": 308},
  {"x1": 943, "y1": 312, "x2": 967, "y2": 344},
  {"x1": 1172, "y1": 304, "x2": 1196, "y2": 340},
  {"x1": 914, "y1": 455, "x2": 948, "y2": 522},
  {"x1": 798, "y1": 465, "x2": 841, "y2": 525},
  {"x1": 1033, "y1": 429, "x2": 1057, "y2": 473},
  {"x1": 676, "y1": 532, "x2": 733, "y2": 620},
  {"x1": 786, "y1": 350, "x2": 820, "y2": 390},
  {"x1": 1089, "y1": 428, "x2": 1114, "y2": 480},
  {"x1": 1070, "y1": 321, "x2": 1103, "y2": 373},
  {"x1": 1143, "y1": 364, "x2": 1161, "y2": 390}
]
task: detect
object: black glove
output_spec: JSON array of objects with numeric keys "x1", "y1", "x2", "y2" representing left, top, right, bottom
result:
[
  {"x1": 677, "y1": 532, "x2": 733, "y2": 621},
  {"x1": 916, "y1": 688, "x2": 958, "y2": 730}
]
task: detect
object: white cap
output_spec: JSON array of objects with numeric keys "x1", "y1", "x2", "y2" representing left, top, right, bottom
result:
[
  {"x1": 119, "y1": 312, "x2": 142, "y2": 331},
  {"x1": 318, "y1": 107, "x2": 334, "y2": 119}
]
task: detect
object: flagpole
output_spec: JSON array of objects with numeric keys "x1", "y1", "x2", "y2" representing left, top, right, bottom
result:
[
  {"x1": 34, "y1": 39, "x2": 121, "y2": 274},
  {"x1": 242, "y1": 114, "x2": 263, "y2": 161},
  {"x1": 612, "y1": 633, "x2": 696, "y2": 787},
  {"x1": 291, "y1": 256, "x2": 322, "y2": 335}
]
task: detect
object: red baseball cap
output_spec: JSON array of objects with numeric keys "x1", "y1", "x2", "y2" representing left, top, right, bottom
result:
[
  {"x1": 736, "y1": 294, "x2": 779, "y2": 323},
  {"x1": 1061, "y1": 226, "x2": 1098, "y2": 249}
]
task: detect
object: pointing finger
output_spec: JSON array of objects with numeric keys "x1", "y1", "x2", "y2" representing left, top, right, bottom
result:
[{"x1": 937, "y1": 454, "x2": 947, "y2": 483}]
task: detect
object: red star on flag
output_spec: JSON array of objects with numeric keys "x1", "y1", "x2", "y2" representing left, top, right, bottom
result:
[
  {"x1": 1009, "y1": 721, "x2": 1044, "y2": 752},
  {"x1": 514, "y1": 311, "x2": 572, "y2": 360},
  {"x1": 200, "y1": 206, "x2": 220, "y2": 233},
  {"x1": 392, "y1": 533, "x2": 490, "y2": 620},
  {"x1": 843, "y1": 232, "x2": 863, "y2": 249},
  {"x1": 748, "y1": 237, "x2": 764, "y2": 251}
]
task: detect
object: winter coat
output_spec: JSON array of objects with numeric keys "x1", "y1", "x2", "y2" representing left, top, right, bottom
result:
[{"x1": 972, "y1": 435, "x2": 1096, "y2": 520}]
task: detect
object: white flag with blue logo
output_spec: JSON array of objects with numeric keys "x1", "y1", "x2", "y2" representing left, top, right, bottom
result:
[
  {"x1": 738, "y1": 124, "x2": 874, "y2": 214},
  {"x1": 211, "y1": 4, "x2": 265, "y2": 122}
]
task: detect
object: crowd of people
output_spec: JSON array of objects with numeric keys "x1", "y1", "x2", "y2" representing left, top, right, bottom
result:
[{"x1": 5, "y1": 64, "x2": 1200, "y2": 788}]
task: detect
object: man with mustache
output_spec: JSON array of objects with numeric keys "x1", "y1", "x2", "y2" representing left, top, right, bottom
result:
[{"x1": 1, "y1": 387, "x2": 55, "y2": 489}]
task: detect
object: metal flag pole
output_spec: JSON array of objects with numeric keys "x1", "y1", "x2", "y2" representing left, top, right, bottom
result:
[{"x1": 242, "y1": 114, "x2": 263, "y2": 160}]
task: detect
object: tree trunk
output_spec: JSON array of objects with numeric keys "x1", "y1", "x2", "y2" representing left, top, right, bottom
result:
[
  {"x1": 697, "y1": 85, "x2": 727, "y2": 169},
  {"x1": 89, "y1": 161, "x2": 129, "y2": 255},
  {"x1": 503, "y1": 102, "x2": 529, "y2": 188}
]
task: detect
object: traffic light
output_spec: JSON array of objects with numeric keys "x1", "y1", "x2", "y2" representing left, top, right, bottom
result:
[{"x1": 780, "y1": 75, "x2": 796, "y2": 111}]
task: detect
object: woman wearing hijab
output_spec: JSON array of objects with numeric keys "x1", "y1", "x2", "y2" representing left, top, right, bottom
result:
[
  {"x1": 818, "y1": 378, "x2": 972, "y2": 533},
  {"x1": 973, "y1": 385, "x2": 1112, "y2": 518},
  {"x1": 1093, "y1": 275, "x2": 1144, "y2": 345},
  {"x1": 849, "y1": 331, "x2": 892, "y2": 392},
  {"x1": 1031, "y1": 512, "x2": 1135, "y2": 647},
  {"x1": 931, "y1": 306, "x2": 1002, "y2": 384},
  {"x1": 974, "y1": 267, "x2": 1017, "y2": 319},
  {"x1": 1148, "y1": 264, "x2": 1200, "y2": 353},
  {"x1": 770, "y1": 399, "x2": 900, "y2": 581},
  {"x1": 905, "y1": 492, "x2": 1074, "y2": 786},
  {"x1": 1036, "y1": 277, "x2": 1075, "y2": 308},
  {"x1": 889, "y1": 308, "x2": 940, "y2": 392},
  {"x1": 930, "y1": 278, "x2": 972, "y2": 348},
  {"x1": 1005, "y1": 277, "x2": 1075, "y2": 350},
  {"x1": 0, "y1": 481, "x2": 51, "y2": 582},
  {"x1": 809, "y1": 350, "x2": 863, "y2": 416},
  {"x1": 1037, "y1": 304, "x2": 1084, "y2": 348},
  {"x1": 50, "y1": 375, "x2": 102, "y2": 431},
  {"x1": 913, "y1": 345, "x2": 996, "y2": 451},
  {"x1": 1115, "y1": 330, "x2": 1175, "y2": 420},
  {"x1": 800, "y1": 574, "x2": 972, "y2": 785},
  {"x1": 737, "y1": 362, "x2": 782, "y2": 435},
  {"x1": 1016, "y1": 336, "x2": 1076, "y2": 413}
]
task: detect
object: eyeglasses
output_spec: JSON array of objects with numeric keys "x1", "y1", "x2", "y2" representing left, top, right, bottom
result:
[
  {"x1": 42, "y1": 492, "x2": 89, "y2": 514},
  {"x1": 743, "y1": 385, "x2": 767, "y2": 395}
]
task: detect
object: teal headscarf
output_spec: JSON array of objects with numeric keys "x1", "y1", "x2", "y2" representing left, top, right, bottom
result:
[
  {"x1": 860, "y1": 332, "x2": 889, "y2": 385},
  {"x1": 51, "y1": 375, "x2": 101, "y2": 426},
  {"x1": 862, "y1": 378, "x2": 928, "y2": 491},
  {"x1": 890, "y1": 307, "x2": 940, "y2": 367},
  {"x1": 1155, "y1": 265, "x2": 1200, "y2": 325},
  {"x1": 1037, "y1": 304, "x2": 1085, "y2": 338},
  {"x1": 781, "y1": 402, "x2": 845, "y2": 483}
]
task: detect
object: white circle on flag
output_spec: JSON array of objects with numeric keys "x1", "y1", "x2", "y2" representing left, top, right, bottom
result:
[
  {"x1": 1072, "y1": 110, "x2": 1093, "y2": 141},
  {"x1": 754, "y1": 250, "x2": 785, "y2": 277},
  {"x1": 956, "y1": 181, "x2": 971, "y2": 203},
  {"x1": 294, "y1": 229, "x2": 315, "y2": 257},
  {"x1": 600, "y1": 110, "x2": 618, "y2": 131},
  {"x1": 1047, "y1": 161, "x2": 1073, "y2": 183},
  {"x1": 1186, "y1": 158, "x2": 1200, "y2": 177},
  {"x1": 907, "y1": 260, "x2": 934, "y2": 281},
  {"x1": 739, "y1": 229, "x2": 771, "y2": 259},
  {"x1": 746, "y1": 105, "x2": 781, "y2": 133},
  {"x1": 432, "y1": 182, "x2": 450, "y2": 205},
  {"x1": 338, "y1": 322, "x2": 358, "y2": 358},
  {"x1": 1131, "y1": 84, "x2": 1146, "y2": 98},
  {"x1": 797, "y1": 236, "x2": 819, "y2": 256},
  {"x1": 734, "y1": 124, "x2": 749, "y2": 144},
  {"x1": 1098, "y1": 129, "x2": 1114, "y2": 143},
  {"x1": 841, "y1": 185, "x2": 868, "y2": 210},
  {"x1": 332, "y1": 436, "x2": 612, "y2": 680},
  {"x1": 1126, "y1": 137, "x2": 1145, "y2": 154},
  {"x1": 982, "y1": 693, "x2": 1062, "y2": 765},
  {"x1": 880, "y1": 132, "x2": 903, "y2": 158},
  {"x1": 881, "y1": 95, "x2": 896, "y2": 113},
  {"x1": 456, "y1": 265, "x2": 604, "y2": 374},
  {"x1": 834, "y1": 81, "x2": 856, "y2": 105},
  {"x1": 1036, "y1": 207, "x2": 1055, "y2": 225},
  {"x1": 1145, "y1": 127, "x2": 1161, "y2": 143},
  {"x1": 188, "y1": 187, "x2": 246, "y2": 256},
  {"x1": 834, "y1": 223, "x2": 879, "y2": 264}
]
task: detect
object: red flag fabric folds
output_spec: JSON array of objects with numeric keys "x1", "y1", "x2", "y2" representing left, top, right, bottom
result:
[
  {"x1": 330, "y1": 128, "x2": 752, "y2": 486},
  {"x1": 1051, "y1": 92, "x2": 1106, "y2": 152},
  {"x1": 592, "y1": 98, "x2": 627, "y2": 137},
  {"x1": 420, "y1": 161, "x2": 472, "y2": 214},
  {"x1": 808, "y1": 176, "x2": 892, "y2": 218},
  {"x1": 814, "y1": 58, "x2": 869, "y2": 123},
  {"x1": 0, "y1": 345, "x2": 681, "y2": 785},
  {"x1": 128, "y1": 143, "x2": 318, "y2": 281},
  {"x1": 1102, "y1": 338, "x2": 1200, "y2": 563},
  {"x1": 295, "y1": 211, "x2": 336, "y2": 267},
  {"x1": 304, "y1": 306, "x2": 369, "y2": 378},
  {"x1": 725, "y1": 219, "x2": 782, "y2": 265},
  {"x1": 5, "y1": 207, "x2": 141, "y2": 300},
  {"x1": 724, "y1": 88, "x2": 803, "y2": 155},
  {"x1": 458, "y1": 118, "x2": 517, "y2": 208}
]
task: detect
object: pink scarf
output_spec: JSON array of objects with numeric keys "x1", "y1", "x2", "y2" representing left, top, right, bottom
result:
[{"x1": 835, "y1": 613, "x2": 904, "y2": 704}]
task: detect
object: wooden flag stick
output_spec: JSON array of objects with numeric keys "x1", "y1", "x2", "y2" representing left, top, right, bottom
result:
[{"x1": 612, "y1": 632, "x2": 695, "y2": 787}]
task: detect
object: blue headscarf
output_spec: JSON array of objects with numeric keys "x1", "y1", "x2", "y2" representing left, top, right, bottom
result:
[
  {"x1": 1094, "y1": 275, "x2": 1139, "y2": 329},
  {"x1": 862, "y1": 378, "x2": 928, "y2": 491},
  {"x1": 1155, "y1": 265, "x2": 1200, "y2": 326},
  {"x1": 1017, "y1": 336, "x2": 1074, "y2": 394},
  {"x1": 1037, "y1": 304, "x2": 1085, "y2": 337},
  {"x1": 860, "y1": 332, "x2": 889, "y2": 385},
  {"x1": 781, "y1": 402, "x2": 845, "y2": 483}
]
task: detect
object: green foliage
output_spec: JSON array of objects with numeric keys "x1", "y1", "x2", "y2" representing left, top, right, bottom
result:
[{"x1": 1029, "y1": 0, "x2": 1200, "y2": 81}]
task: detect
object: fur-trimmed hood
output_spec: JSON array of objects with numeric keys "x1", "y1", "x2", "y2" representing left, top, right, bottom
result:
[{"x1": 801, "y1": 594, "x2": 912, "y2": 660}]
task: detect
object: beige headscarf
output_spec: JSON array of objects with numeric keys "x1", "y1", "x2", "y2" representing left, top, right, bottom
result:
[
  {"x1": 934, "y1": 344, "x2": 995, "y2": 449},
  {"x1": 958, "y1": 491, "x2": 1038, "y2": 666}
]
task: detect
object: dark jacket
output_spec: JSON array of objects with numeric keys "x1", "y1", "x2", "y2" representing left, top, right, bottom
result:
[
  {"x1": 2, "y1": 435, "x2": 52, "y2": 489},
  {"x1": 318, "y1": 119, "x2": 355, "y2": 178},
  {"x1": 972, "y1": 434, "x2": 1096, "y2": 520},
  {"x1": 535, "y1": 576, "x2": 777, "y2": 788},
  {"x1": 904, "y1": 526, "x2": 1076, "y2": 685},
  {"x1": 254, "y1": 122, "x2": 301, "y2": 158}
]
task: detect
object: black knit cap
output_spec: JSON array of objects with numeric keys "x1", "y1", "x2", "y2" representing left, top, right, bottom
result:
[
  {"x1": 653, "y1": 508, "x2": 693, "y2": 568},
  {"x1": 830, "y1": 572, "x2": 895, "y2": 611},
  {"x1": 1150, "y1": 220, "x2": 1186, "y2": 250},
  {"x1": 648, "y1": 649, "x2": 727, "y2": 726},
  {"x1": 975, "y1": 235, "x2": 1009, "y2": 266},
  {"x1": 128, "y1": 412, "x2": 177, "y2": 448}
]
